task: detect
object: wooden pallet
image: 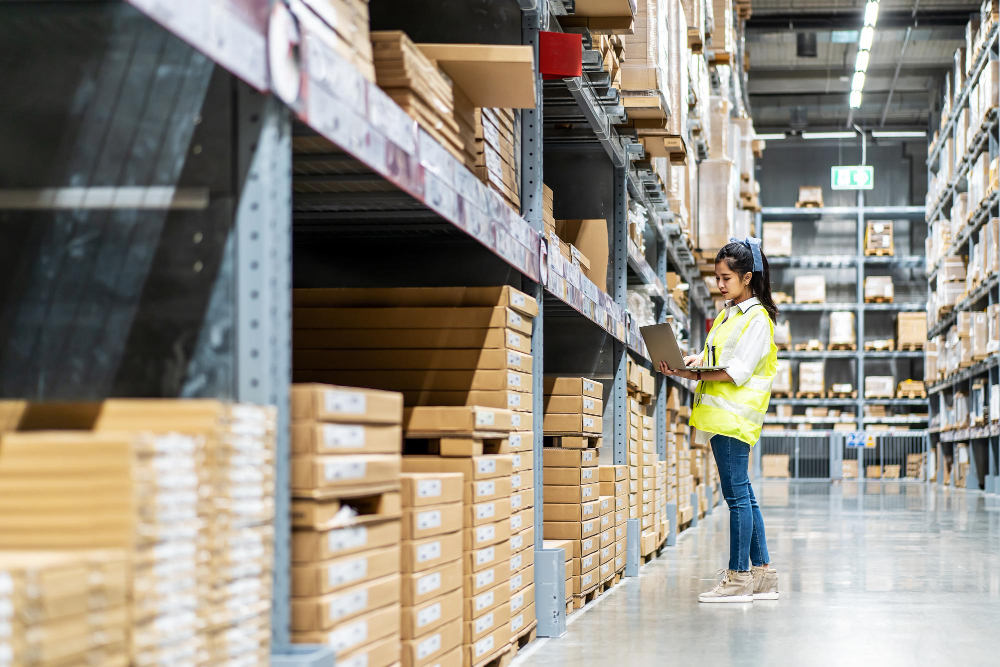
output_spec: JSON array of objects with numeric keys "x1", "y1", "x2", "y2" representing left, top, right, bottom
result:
[
  {"x1": 864, "y1": 295, "x2": 894, "y2": 303},
  {"x1": 771, "y1": 391, "x2": 792, "y2": 398},
  {"x1": 864, "y1": 392, "x2": 895, "y2": 399},
  {"x1": 828, "y1": 389, "x2": 858, "y2": 399},
  {"x1": 544, "y1": 435, "x2": 602, "y2": 449},
  {"x1": 863, "y1": 248, "x2": 895, "y2": 257},
  {"x1": 829, "y1": 343, "x2": 858, "y2": 351},
  {"x1": 775, "y1": 343, "x2": 792, "y2": 351},
  {"x1": 565, "y1": 599, "x2": 574, "y2": 616},
  {"x1": 511, "y1": 622, "x2": 538, "y2": 654},
  {"x1": 795, "y1": 201, "x2": 823, "y2": 208},
  {"x1": 573, "y1": 586, "x2": 600, "y2": 609},
  {"x1": 404, "y1": 434, "x2": 509, "y2": 457},
  {"x1": 794, "y1": 340, "x2": 825, "y2": 352},
  {"x1": 473, "y1": 643, "x2": 514, "y2": 667},
  {"x1": 864, "y1": 340, "x2": 895, "y2": 351},
  {"x1": 796, "y1": 391, "x2": 826, "y2": 399},
  {"x1": 795, "y1": 299, "x2": 826, "y2": 305},
  {"x1": 897, "y1": 390, "x2": 927, "y2": 399},
  {"x1": 598, "y1": 577, "x2": 616, "y2": 594}
]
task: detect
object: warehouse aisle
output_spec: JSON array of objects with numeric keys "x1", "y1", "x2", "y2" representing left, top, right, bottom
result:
[{"x1": 515, "y1": 482, "x2": 1000, "y2": 667}]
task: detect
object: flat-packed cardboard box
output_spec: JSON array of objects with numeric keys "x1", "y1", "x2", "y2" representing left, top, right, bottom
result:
[
  {"x1": 555, "y1": 220, "x2": 610, "y2": 292},
  {"x1": 794, "y1": 276, "x2": 826, "y2": 303},
  {"x1": 465, "y1": 477, "x2": 513, "y2": 505},
  {"x1": 292, "y1": 454, "x2": 401, "y2": 494},
  {"x1": 292, "y1": 603, "x2": 401, "y2": 657},
  {"x1": 336, "y1": 633, "x2": 401, "y2": 667},
  {"x1": 293, "y1": 520, "x2": 401, "y2": 563},
  {"x1": 401, "y1": 588, "x2": 463, "y2": 640},
  {"x1": 763, "y1": 222, "x2": 792, "y2": 256},
  {"x1": 401, "y1": 618, "x2": 462, "y2": 667},
  {"x1": 462, "y1": 517, "x2": 511, "y2": 550},
  {"x1": 401, "y1": 559, "x2": 463, "y2": 607},
  {"x1": 542, "y1": 483, "x2": 599, "y2": 504},
  {"x1": 600, "y1": 464, "x2": 627, "y2": 482},
  {"x1": 543, "y1": 500, "x2": 600, "y2": 522},
  {"x1": 897, "y1": 312, "x2": 928, "y2": 346},
  {"x1": 291, "y1": 573, "x2": 401, "y2": 632},
  {"x1": 295, "y1": 349, "x2": 533, "y2": 373},
  {"x1": 510, "y1": 518, "x2": 534, "y2": 547},
  {"x1": 463, "y1": 578, "x2": 512, "y2": 621},
  {"x1": 510, "y1": 469, "x2": 533, "y2": 493},
  {"x1": 574, "y1": 565, "x2": 600, "y2": 594},
  {"x1": 402, "y1": 455, "x2": 512, "y2": 481},
  {"x1": 464, "y1": 497, "x2": 511, "y2": 528},
  {"x1": 542, "y1": 448, "x2": 598, "y2": 468},
  {"x1": 463, "y1": 562, "x2": 511, "y2": 598},
  {"x1": 395, "y1": 389, "x2": 532, "y2": 413},
  {"x1": 294, "y1": 369, "x2": 532, "y2": 393},
  {"x1": 291, "y1": 384, "x2": 404, "y2": 424},
  {"x1": 403, "y1": 502, "x2": 464, "y2": 540},
  {"x1": 543, "y1": 413, "x2": 603, "y2": 435},
  {"x1": 292, "y1": 490, "x2": 402, "y2": 530},
  {"x1": 401, "y1": 473, "x2": 464, "y2": 508},
  {"x1": 510, "y1": 450, "x2": 532, "y2": 472},
  {"x1": 509, "y1": 582, "x2": 534, "y2": 618},
  {"x1": 509, "y1": 489, "x2": 532, "y2": 514},
  {"x1": 600, "y1": 479, "x2": 626, "y2": 496},
  {"x1": 293, "y1": 285, "x2": 538, "y2": 317},
  {"x1": 464, "y1": 540, "x2": 511, "y2": 573},
  {"x1": 293, "y1": 305, "x2": 533, "y2": 336},
  {"x1": 401, "y1": 532, "x2": 463, "y2": 573},
  {"x1": 509, "y1": 563, "x2": 533, "y2": 595},
  {"x1": 508, "y1": 431, "x2": 532, "y2": 453},
  {"x1": 293, "y1": 326, "x2": 531, "y2": 355},
  {"x1": 464, "y1": 624, "x2": 511, "y2": 666},
  {"x1": 509, "y1": 410, "x2": 533, "y2": 432},
  {"x1": 292, "y1": 545, "x2": 401, "y2": 597},
  {"x1": 543, "y1": 519, "x2": 600, "y2": 540},
  {"x1": 543, "y1": 377, "x2": 603, "y2": 398},
  {"x1": 404, "y1": 406, "x2": 514, "y2": 436},
  {"x1": 543, "y1": 465, "x2": 598, "y2": 485},
  {"x1": 829, "y1": 311, "x2": 856, "y2": 346},
  {"x1": 292, "y1": 423, "x2": 402, "y2": 455},
  {"x1": 544, "y1": 395, "x2": 604, "y2": 415},
  {"x1": 508, "y1": 543, "x2": 533, "y2": 573}
]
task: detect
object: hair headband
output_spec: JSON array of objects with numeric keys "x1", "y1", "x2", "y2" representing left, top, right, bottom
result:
[{"x1": 729, "y1": 236, "x2": 764, "y2": 273}]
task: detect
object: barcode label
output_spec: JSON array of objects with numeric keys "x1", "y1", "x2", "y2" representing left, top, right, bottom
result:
[
  {"x1": 508, "y1": 393, "x2": 521, "y2": 408},
  {"x1": 510, "y1": 573, "x2": 522, "y2": 591},
  {"x1": 583, "y1": 451, "x2": 594, "y2": 462},
  {"x1": 476, "y1": 410, "x2": 495, "y2": 427},
  {"x1": 582, "y1": 468, "x2": 594, "y2": 480},
  {"x1": 512, "y1": 292, "x2": 526, "y2": 307},
  {"x1": 511, "y1": 533, "x2": 523, "y2": 550},
  {"x1": 511, "y1": 494, "x2": 522, "y2": 509},
  {"x1": 477, "y1": 459, "x2": 497, "y2": 474},
  {"x1": 476, "y1": 525, "x2": 495, "y2": 543},
  {"x1": 507, "y1": 351, "x2": 521, "y2": 367},
  {"x1": 583, "y1": 504, "x2": 595, "y2": 516},
  {"x1": 582, "y1": 487, "x2": 593, "y2": 498},
  {"x1": 511, "y1": 591, "x2": 525, "y2": 612},
  {"x1": 584, "y1": 398, "x2": 595, "y2": 410},
  {"x1": 476, "y1": 635, "x2": 495, "y2": 658},
  {"x1": 508, "y1": 372, "x2": 521, "y2": 387},
  {"x1": 511, "y1": 473, "x2": 522, "y2": 488},
  {"x1": 583, "y1": 555, "x2": 594, "y2": 569},
  {"x1": 327, "y1": 557, "x2": 367, "y2": 587},
  {"x1": 508, "y1": 331, "x2": 522, "y2": 347},
  {"x1": 510, "y1": 553, "x2": 522, "y2": 571},
  {"x1": 583, "y1": 380, "x2": 595, "y2": 392},
  {"x1": 476, "y1": 569, "x2": 495, "y2": 588},
  {"x1": 583, "y1": 417, "x2": 595, "y2": 428},
  {"x1": 323, "y1": 460, "x2": 367, "y2": 482}
]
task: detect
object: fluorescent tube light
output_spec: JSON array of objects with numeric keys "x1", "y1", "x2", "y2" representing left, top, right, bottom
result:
[
  {"x1": 860, "y1": 26, "x2": 874, "y2": 50},
  {"x1": 802, "y1": 131, "x2": 857, "y2": 139},
  {"x1": 755, "y1": 133, "x2": 787, "y2": 140},
  {"x1": 864, "y1": 0, "x2": 879, "y2": 27},
  {"x1": 850, "y1": 91, "x2": 863, "y2": 108},
  {"x1": 871, "y1": 130, "x2": 926, "y2": 138},
  {"x1": 855, "y1": 50, "x2": 869, "y2": 73},
  {"x1": 852, "y1": 71, "x2": 866, "y2": 91}
]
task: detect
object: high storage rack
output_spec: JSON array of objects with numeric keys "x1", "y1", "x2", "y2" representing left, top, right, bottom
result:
[
  {"x1": 924, "y1": 17, "x2": 1000, "y2": 494},
  {"x1": 758, "y1": 202, "x2": 929, "y2": 438},
  {"x1": 0, "y1": 0, "x2": 756, "y2": 662}
]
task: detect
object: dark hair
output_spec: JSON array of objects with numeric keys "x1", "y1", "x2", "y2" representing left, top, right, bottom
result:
[{"x1": 715, "y1": 241, "x2": 779, "y2": 323}]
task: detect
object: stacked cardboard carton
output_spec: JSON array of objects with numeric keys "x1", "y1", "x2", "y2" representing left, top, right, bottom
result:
[
  {"x1": 763, "y1": 222, "x2": 792, "y2": 256},
  {"x1": 794, "y1": 276, "x2": 826, "y2": 304},
  {"x1": 0, "y1": 550, "x2": 129, "y2": 666},
  {"x1": 290, "y1": 384, "x2": 403, "y2": 664},
  {"x1": 292, "y1": 286, "x2": 537, "y2": 415},
  {"x1": 600, "y1": 464, "x2": 629, "y2": 577},
  {"x1": 399, "y1": 472, "x2": 464, "y2": 667},
  {"x1": 475, "y1": 107, "x2": 521, "y2": 209},
  {"x1": 401, "y1": 441, "x2": 514, "y2": 665},
  {"x1": 309, "y1": 0, "x2": 375, "y2": 83},
  {"x1": 865, "y1": 221, "x2": 894, "y2": 256},
  {"x1": 864, "y1": 276, "x2": 894, "y2": 303},
  {"x1": 799, "y1": 362, "x2": 825, "y2": 396}
]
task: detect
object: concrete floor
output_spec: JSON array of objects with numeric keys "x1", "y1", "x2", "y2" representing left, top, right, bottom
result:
[{"x1": 514, "y1": 481, "x2": 1000, "y2": 667}]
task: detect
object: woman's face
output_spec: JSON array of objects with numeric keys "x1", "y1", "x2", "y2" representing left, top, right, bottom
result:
[{"x1": 715, "y1": 260, "x2": 751, "y2": 301}]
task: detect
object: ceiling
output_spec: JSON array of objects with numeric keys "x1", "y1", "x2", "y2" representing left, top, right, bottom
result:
[{"x1": 746, "y1": 0, "x2": 979, "y2": 131}]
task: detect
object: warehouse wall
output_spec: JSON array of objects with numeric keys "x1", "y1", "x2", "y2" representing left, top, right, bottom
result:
[{"x1": 758, "y1": 140, "x2": 928, "y2": 208}]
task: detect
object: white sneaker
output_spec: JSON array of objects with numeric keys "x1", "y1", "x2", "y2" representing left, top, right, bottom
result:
[
  {"x1": 698, "y1": 569, "x2": 753, "y2": 603},
  {"x1": 751, "y1": 565, "x2": 779, "y2": 600}
]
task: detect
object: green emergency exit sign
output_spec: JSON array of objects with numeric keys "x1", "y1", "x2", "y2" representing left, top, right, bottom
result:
[{"x1": 831, "y1": 165, "x2": 874, "y2": 190}]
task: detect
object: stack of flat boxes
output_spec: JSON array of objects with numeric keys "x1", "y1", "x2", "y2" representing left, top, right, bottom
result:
[
  {"x1": 507, "y1": 429, "x2": 537, "y2": 646},
  {"x1": 599, "y1": 464, "x2": 629, "y2": 576},
  {"x1": 474, "y1": 107, "x2": 521, "y2": 210},
  {"x1": 289, "y1": 385, "x2": 403, "y2": 665},
  {"x1": 542, "y1": 446, "x2": 601, "y2": 607},
  {"x1": 401, "y1": 448, "x2": 513, "y2": 666},
  {"x1": 399, "y1": 472, "x2": 464, "y2": 667},
  {"x1": 655, "y1": 461, "x2": 668, "y2": 545}
]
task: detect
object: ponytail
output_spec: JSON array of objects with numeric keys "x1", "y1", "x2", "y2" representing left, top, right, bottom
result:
[{"x1": 716, "y1": 240, "x2": 779, "y2": 323}]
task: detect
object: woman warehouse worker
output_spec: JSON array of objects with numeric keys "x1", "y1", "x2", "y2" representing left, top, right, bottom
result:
[{"x1": 659, "y1": 237, "x2": 780, "y2": 604}]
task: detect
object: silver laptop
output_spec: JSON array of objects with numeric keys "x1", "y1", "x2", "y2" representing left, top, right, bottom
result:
[{"x1": 640, "y1": 323, "x2": 727, "y2": 372}]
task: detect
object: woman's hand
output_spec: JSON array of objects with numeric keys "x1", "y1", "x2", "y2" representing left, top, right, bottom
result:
[
  {"x1": 683, "y1": 354, "x2": 703, "y2": 367},
  {"x1": 657, "y1": 361, "x2": 699, "y2": 381}
]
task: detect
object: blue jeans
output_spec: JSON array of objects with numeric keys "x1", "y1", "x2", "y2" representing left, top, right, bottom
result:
[{"x1": 711, "y1": 434, "x2": 770, "y2": 571}]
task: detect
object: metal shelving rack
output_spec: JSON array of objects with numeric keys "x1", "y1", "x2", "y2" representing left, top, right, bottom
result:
[
  {"x1": 759, "y1": 203, "x2": 929, "y2": 438},
  {"x1": 924, "y1": 22, "x2": 1000, "y2": 494},
  {"x1": 0, "y1": 0, "x2": 727, "y2": 660}
]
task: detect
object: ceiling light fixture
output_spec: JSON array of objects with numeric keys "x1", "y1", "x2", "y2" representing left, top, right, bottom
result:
[
  {"x1": 871, "y1": 130, "x2": 927, "y2": 138},
  {"x1": 859, "y1": 26, "x2": 875, "y2": 51},
  {"x1": 802, "y1": 131, "x2": 857, "y2": 139},
  {"x1": 855, "y1": 50, "x2": 869, "y2": 73},
  {"x1": 852, "y1": 71, "x2": 866, "y2": 91},
  {"x1": 864, "y1": 0, "x2": 879, "y2": 27},
  {"x1": 850, "y1": 2, "x2": 879, "y2": 109},
  {"x1": 850, "y1": 91, "x2": 863, "y2": 108},
  {"x1": 755, "y1": 133, "x2": 788, "y2": 140}
]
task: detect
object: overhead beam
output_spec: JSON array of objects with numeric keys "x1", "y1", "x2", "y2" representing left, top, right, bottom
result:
[{"x1": 747, "y1": 9, "x2": 974, "y2": 31}]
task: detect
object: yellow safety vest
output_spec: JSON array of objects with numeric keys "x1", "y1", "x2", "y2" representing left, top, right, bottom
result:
[{"x1": 689, "y1": 303, "x2": 778, "y2": 446}]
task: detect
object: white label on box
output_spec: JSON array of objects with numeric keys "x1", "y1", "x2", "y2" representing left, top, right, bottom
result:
[
  {"x1": 511, "y1": 573, "x2": 523, "y2": 591},
  {"x1": 583, "y1": 538, "x2": 594, "y2": 551},
  {"x1": 601, "y1": 515, "x2": 610, "y2": 527},
  {"x1": 417, "y1": 541, "x2": 442, "y2": 563},
  {"x1": 511, "y1": 533, "x2": 523, "y2": 550},
  {"x1": 602, "y1": 563, "x2": 611, "y2": 576},
  {"x1": 477, "y1": 502, "x2": 496, "y2": 520},
  {"x1": 616, "y1": 555, "x2": 624, "y2": 568},
  {"x1": 476, "y1": 612, "x2": 495, "y2": 634},
  {"x1": 583, "y1": 451, "x2": 594, "y2": 462},
  {"x1": 602, "y1": 546, "x2": 611, "y2": 559},
  {"x1": 476, "y1": 410, "x2": 496, "y2": 427},
  {"x1": 478, "y1": 459, "x2": 497, "y2": 475},
  {"x1": 328, "y1": 557, "x2": 367, "y2": 587},
  {"x1": 417, "y1": 479, "x2": 442, "y2": 498},
  {"x1": 417, "y1": 602, "x2": 442, "y2": 628},
  {"x1": 339, "y1": 654, "x2": 368, "y2": 667},
  {"x1": 417, "y1": 633, "x2": 442, "y2": 660},
  {"x1": 476, "y1": 546, "x2": 496, "y2": 565},
  {"x1": 509, "y1": 614, "x2": 527, "y2": 640},
  {"x1": 584, "y1": 398, "x2": 595, "y2": 410},
  {"x1": 324, "y1": 460, "x2": 366, "y2": 482},
  {"x1": 511, "y1": 473, "x2": 522, "y2": 489},
  {"x1": 508, "y1": 393, "x2": 521, "y2": 408},
  {"x1": 477, "y1": 480, "x2": 496, "y2": 497},
  {"x1": 601, "y1": 498, "x2": 610, "y2": 511},
  {"x1": 511, "y1": 590, "x2": 525, "y2": 612},
  {"x1": 418, "y1": 510, "x2": 442, "y2": 530},
  {"x1": 508, "y1": 372, "x2": 522, "y2": 388},
  {"x1": 510, "y1": 413, "x2": 522, "y2": 428},
  {"x1": 583, "y1": 380, "x2": 595, "y2": 392},
  {"x1": 417, "y1": 571, "x2": 442, "y2": 596},
  {"x1": 508, "y1": 331, "x2": 522, "y2": 348},
  {"x1": 507, "y1": 351, "x2": 522, "y2": 367},
  {"x1": 583, "y1": 573, "x2": 593, "y2": 587},
  {"x1": 476, "y1": 590, "x2": 495, "y2": 612},
  {"x1": 510, "y1": 312, "x2": 523, "y2": 326},
  {"x1": 321, "y1": 424, "x2": 365, "y2": 448},
  {"x1": 477, "y1": 569, "x2": 495, "y2": 588},
  {"x1": 512, "y1": 453, "x2": 522, "y2": 468},
  {"x1": 476, "y1": 635, "x2": 495, "y2": 658},
  {"x1": 323, "y1": 390, "x2": 366, "y2": 416},
  {"x1": 583, "y1": 555, "x2": 594, "y2": 570},
  {"x1": 511, "y1": 513, "x2": 523, "y2": 532},
  {"x1": 328, "y1": 526, "x2": 368, "y2": 553},
  {"x1": 511, "y1": 493, "x2": 522, "y2": 509},
  {"x1": 328, "y1": 619, "x2": 368, "y2": 652},
  {"x1": 511, "y1": 553, "x2": 522, "y2": 571},
  {"x1": 477, "y1": 524, "x2": 495, "y2": 543},
  {"x1": 511, "y1": 292, "x2": 526, "y2": 307},
  {"x1": 582, "y1": 468, "x2": 594, "y2": 481},
  {"x1": 583, "y1": 487, "x2": 593, "y2": 499},
  {"x1": 583, "y1": 417, "x2": 595, "y2": 428},
  {"x1": 329, "y1": 590, "x2": 368, "y2": 621},
  {"x1": 583, "y1": 504, "x2": 595, "y2": 517}
]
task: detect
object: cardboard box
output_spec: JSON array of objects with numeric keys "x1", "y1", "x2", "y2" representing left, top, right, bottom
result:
[
  {"x1": 401, "y1": 532, "x2": 463, "y2": 573},
  {"x1": 864, "y1": 276, "x2": 894, "y2": 301},
  {"x1": 463, "y1": 562, "x2": 511, "y2": 598},
  {"x1": 401, "y1": 559, "x2": 463, "y2": 607},
  {"x1": 291, "y1": 384, "x2": 404, "y2": 424},
  {"x1": 404, "y1": 406, "x2": 514, "y2": 436},
  {"x1": 293, "y1": 326, "x2": 531, "y2": 355},
  {"x1": 291, "y1": 573, "x2": 401, "y2": 632},
  {"x1": 865, "y1": 376, "x2": 895, "y2": 398},
  {"x1": 394, "y1": 390, "x2": 531, "y2": 413},
  {"x1": 463, "y1": 591, "x2": 511, "y2": 643},
  {"x1": 509, "y1": 489, "x2": 532, "y2": 513},
  {"x1": 402, "y1": 455, "x2": 512, "y2": 481},
  {"x1": 291, "y1": 545, "x2": 400, "y2": 597},
  {"x1": 543, "y1": 519, "x2": 600, "y2": 540},
  {"x1": 799, "y1": 362, "x2": 825, "y2": 394},
  {"x1": 294, "y1": 306, "x2": 532, "y2": 336},
  {"x1": 543, "y1": 466, "x2": 598, "y2": 485},
  {"x1": 403, "y1": 502, "x2": 464, "y2": 540},
  {"x1": 509, "y1": 564, "x2": 533, "y2": 595},
  {"x1": 295, "y1": 348, "x2": 533, "y2": 373},
  {"x1": 293, "y1": 520, "x2": 401, "y2": 563},
  {"x1": 555, "y1": 220, "x2": 609, "y2": 292},
  {"x1": 794, "y1": 276, "x2": 826, "y2": 303},
  {"x1": 292, "y1": 423, "x2": 402, "y2": 455},
  {"x1": 292, "y1": 490, "x2": 402, "y2": 530},
  {"x1": 464, "y1": 625, "x2": 511, "y2": 666},
  {"x1": 465, "y1": 477, "x2": 513, "y2": 504},
  {"x1": 292, "y1": 603, "x2": 401, "y2": 656},
  {"x1": 337, "y1": 633, "x2": 401, "y2": 667},
  {"x1": 510, "y1": 522, "x2": 534, "y2": 552},
  {"x1": 291, "y1": 455, "x2": 401, "y2": 494},
  {"x1": 763, "y1": 222, "x2": 792, "y2": 256},
  {"x1": 462, "y1": 518, "x2": 511, "y2": 550},
  {"x1": 865, "y1": 220, "x2": 894, "y2": 254},
  {"x1": 542, "y1": 483, "x2": 600, "y2": 504},
  {"x1": 401, "y1": 619, "x2": 462, "y2": 667},
  {"x1": 897, "y1": 312, "x2": 928, "y2": 346},
  {"x1": 542, "y1": 448, "x2": 598, "y2": 468},
  {"x1": 510, "y1": 469, "x2": 533, "y2": 493},
  {"x1": 464, "y1": 498, "x2": 512, "y2": 528},
  {"x1": 401, "y1": 473, "x2": 464, "y2": 508},
  {"x1": 543, "y1": 377, "x2": 603, "y2": 398},
  {"x1": 508, "y1": 544, "x2": 533, "y2": 573},
  {"x1": 543, "y1": 500, "x2": 600, "y2": 522},
  {"x1": 294, "y1": 369, "x2": 532, "y2": 393},
  {"x1": 465, "y1": 540, "x2": 511, "y2": 573},
  {"x1": 508, "y1": 431, "x2": 532, "y2": 454},
  {"x1": 401, "y1": 588, "x2": 462, "y2": 640},
  {"x1": 600, "y1": 465, "x2": 627, "y2": 482},
  {"x1": 797, "y1": 186, "x2": 823, "y2": 206},
  {"x1": 600, "y1": 480, "x2": 626, "y2": 496},
  {"x1": 829, "y1": 311, "x2": 856, "y2": 346},
  {"x1": 463, "y1": 577, "x2": 512, "y2": 620},
  {"x1": 510, "y1": 451, "x2": 532, "y2": 472},
  {"x1": 293, "y1": 285, "x2": 538, "y2": 317},
  {"x1": 543, "y1": 413, "x2": 603, "y2": 435},
  {"x1": 544, "y1": 395, "x2": 603, "y2": 415}
]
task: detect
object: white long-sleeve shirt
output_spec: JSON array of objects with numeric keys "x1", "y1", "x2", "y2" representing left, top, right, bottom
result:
[{"x1": 693, "y1": 297, "x2": 771, "y2": 446}]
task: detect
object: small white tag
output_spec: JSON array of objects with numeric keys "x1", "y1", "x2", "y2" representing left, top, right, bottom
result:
[
  {"x1": 583, "y1": 451, "x2": 594, "y2": 462},
  {"x1": 476, "y1": 591, "x2": 495, "y2": 612},
  {"x1": 417, "y1": 541, "x2": 442, "y2": 563},
  {"x1": 584, "y1": 398, "x2": 595, "y2": 410},
  {"x1": 511, "y1": 514, "x2": 523, "y2": 531},
  {"x1": 583, "y1": 520, "x2": 595, "y2": 533},
  {"x1": 417, "y1": 510, "x2": 442, "y2": 530},
  {"x1": 476, "y1": 612, "x2": 495, "y2": 634},
  {"x1": 583, "y1": 487, "x2": 593, "y2": 498},
  {"x1": 583, "y1": 504, "x2": 595, "y2": 516},
  {"x1": 324, "y1": 390, "x2": 366, "y2": 415},
  {"x1": 511, "y1": 591, "x2": 525, "y2": 612},
  {"x1": 476, "y1": 410, "x2": 496, "y2": 427},
  {"x1": 512, "y1": 292, "x2": 526, "y2": 307},
  {"x1": 510, "y1": 312, "x2": 523, "y2": 326},
  {"x1": 511, "y1": 553, "x2": 522, "y2": 571},
  {"x1": 511, "y1": 494, "x2": 522, "y2": 509},
  {"x1": 323, "y1": 460, "x2": 366, "y2": 482},
  {"x1": 508, "y1": 331, "x2": 522, "y2": 347},
  {"x1": 417, "y1": 572, "x2": 442, "y2": 596},
  {"x1": 321, "y1": 424, "x2": 364, "y2": 448},
  {"x1": 477, "y1": 480, "x2": 496, "y2": 497},
  {"x1": 584, "y1": 380, "x2": 595, "y2": 392},
  {"x1": 417, "y1": 479, "x2": 442, "y2": 498},
  {"x1": 511, "y1": 414, "x2": 522, "y2": 427},
  {"x1": 583, "y1": 538, "x2": 594, "y2": 550},
  {"x1": 327, "y1": 557, "x2": 367, "y2": 587},
  {"x1": 477, "y1": 502, "x2": 496, "y2": 520},
  {"x1": 601, "y1": 515, "x2": 610, "y2": 527},
  {"x1": 511, "y1": 533, "x2": 523, "y2": 550},
  {"x1": 511, "y1": 613, "x2": 525, "y2": 633},
  {"x1": 476, "y1": 546, "x2": 496, "y2": 565},
  {"x1": 328, "y1": 526, "x2": 368, "y2": 553},
  {"x1": 476, "y1": 635, "x2": 495, "y2": 658},
  {"x1": 511, "y1": 473, "x2": 522, "y2": 488},
  {"x1": 583, "y1": 555, "x2": 594, "y2": 570},
  {"x1": 512, "y1": 453, "x2": 522, "y2": 468},
  {"x1": 582, "y1": 468, "x2": 594, "y2": 480},
  {"x1": 583, "y1": 573, "x2": 593, "y2": 587},
  {"x1": 417, "y1": 602, "x2": 442, "y2": 628},
  {"x1": 510, "y1": 573, "x2": 523, "y2": 591},
  {"x1": 327, "y1": 619, "x2": 368, "y2": 652},
  {"x1": 508, "y1": 372, "x2": 521, "y2": 387},
  {"x1": 477, "y1": 459, "x2": 497, "y2": 475},
  {"x1": 583, "y1": 417, "x2": 595, "y2": 428},
  {"x1": 328, "y1": 590, "x2": 368, "y2": 621},
  {"x1": 507, "y1": 351, "x2": 521, "y2": 367},
  {"x1": 417, "y1": 633, "x2": 441, "y2": 660},
  {"x1": 477, "y1": 569, "x2": 495, "y2": 588},
  {"x1": 477, "y1": 524, "x2": 495, "y2": 543},
  {"x1": 508, "y1": 393, "x2": 522, "y2": 408}
]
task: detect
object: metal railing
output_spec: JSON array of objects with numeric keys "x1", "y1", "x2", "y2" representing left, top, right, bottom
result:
[{"x1": 757, "y1": 431, "x2": 930, "y2": 481}]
